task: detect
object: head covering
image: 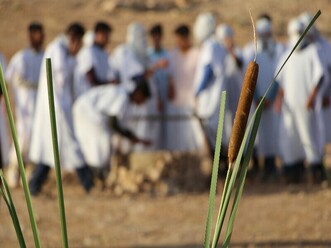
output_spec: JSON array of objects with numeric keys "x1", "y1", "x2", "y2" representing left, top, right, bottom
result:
[
  {"x1": 83, "y1": 30, "x2": 95, "y2": 47},
  {"x1": 256, "y1": 18, "x2": 272, "y2": 36},
  {"x1": 287, "y1": 18, "x2": 305, "y2": 47},
  {"x1": 193, "y1": 12, "x2": 216, "y2": 44},
  {"x1": 299, "y1": 11, "x2": 318, "y2": 38},
  {"x1": 216, "y1": 24, "x2": 233, "y2": 43},
  {"x1": 127, "y1": 22, "x2": 147, "y2": 60}
]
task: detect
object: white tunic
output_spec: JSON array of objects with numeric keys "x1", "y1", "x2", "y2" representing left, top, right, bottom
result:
[
  {"x1": 165, "y1": 47, "x2": 204, "y2": 151},
  {"x1": 194, "y1": 38, "x2": 227, "y2": 148},
  {"x1": 73, "y1": 85, "x2": 128, "y2": 168},
  {"x1": 244, "y1": 40, "x2": 285, "y2": 157},
  {"x1": 6, "y1": 48, "x2": 43, "y2": 162},
  {"x1": 0, "y1": 53, "x2": 9, "y2": 166},
  {"x1": 29, "y1": 36, "x2": 85, "y2": 170},
  {"x1": 111, "y1": 44, "x2": 159, "y2": 151},
  {"x1": 74, "y1": 44, "x2": 113, "y2": 99},
  {"x1": 277, "y1": 44, "x2": 324, "y2": 164}
]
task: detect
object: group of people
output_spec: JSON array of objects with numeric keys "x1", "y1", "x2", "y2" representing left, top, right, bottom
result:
[{"x1": 0, "y1": 11, "x2": 330, "y2": 195}]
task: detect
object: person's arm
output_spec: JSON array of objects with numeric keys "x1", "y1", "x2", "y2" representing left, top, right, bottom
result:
[
  {"x1": 306, "y1": 76, "x2": 323, "y2": 110},
  {"x1": 274, "y1": 85, "x2": 284, "y2": 113},
  {"x1": 86, "y1": 67, "x2": 114, "y2": 86},
  {"x1": 109, "y1": 116, "x2": 151, "y2": 145},
  {"x1": 195, "y1": 64, "x2": 214, "y2": 96}
]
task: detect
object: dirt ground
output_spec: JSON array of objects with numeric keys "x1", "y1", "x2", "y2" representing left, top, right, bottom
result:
[
  {"x1": 1, "y1": 177, "x2": 331, "y2": 248},
  {"x1": 1, "y1": 0, "x2": 331, "y2": 247}
]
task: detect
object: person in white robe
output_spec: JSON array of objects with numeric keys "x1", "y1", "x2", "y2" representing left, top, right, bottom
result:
[
  {"x1": 29, "y1": 23, "x2": 94, "y2": 195},
  {"x1": 193, "y1": 13, "x2": 227, "y2": 159},
  {"x1": 275, "y1": 18, "x2": 325, "y2": 184},
  {"x1": 166, "y1": 24, "x2": 204, "y2": 151},
  {"x1": 74, "y1": 21, "x2": 113, "y2": 99},
  {"x1": 0, "y1": 51, "x2": 10, "y2": 170},
  {"x1": 299, "y1": 12, "x2": 331, "y2": 153},
  {"x1": 147, "y1": 24, "x2": 174, "y2": 149},
  {"x1": 73, "y1": 82, "x2": 151, "y2": 172},
  {"x1": 244, "y1": 15, "x2": 285, "y2": 181},
  {"x1": 5, "y1": 22, "x2": 45, "y2": 188},
  {"x1": 111, "y1": 22, "x2": 161, "y2": 152}
]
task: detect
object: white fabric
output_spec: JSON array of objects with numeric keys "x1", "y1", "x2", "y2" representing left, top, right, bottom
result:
[
  {"x1": 166, "y1": 47, "x2": 204, "y2": 151},
  {"x1": 194, "y1": 38, "x2": 227, "y2": 147},
  {"x1": 216, "y1": 24, "x2": 233, "y2": 42},
  {"x1": 0, "y1": 53, "x2": 9, "y2": 166},
  {"x1": 83, "y1": 30, "x2": 95, "y2": 47},
  {"x1": 194, "y1": 13, "x2": 216, "y2": 44},
  {"x1": 6, "y1": 48, "x2": 43, "y2": 163},
  {"x1": 256, "y1": 18, "x2": 272, "y2": 35},
  {"x1": 29, "y1": 35, "x2": 85, "y2": 170},
  {"x1": 73, "y1": 85, "x2": 128, "y2": 167},
  {"x1": 74, "y1": 44, "x2": 113, "y2": 98},
  {"x1": 126, "y1": 22, "x2": 148, "y2": 65},
  {"x1": 277, "y1": 44, "x2": 324, "y2": 164}
]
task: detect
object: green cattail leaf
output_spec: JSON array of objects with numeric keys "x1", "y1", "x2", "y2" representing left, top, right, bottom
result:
[
  {"x1": 45, "y1": 58, "x2": 69, "y2": 248},
  {"x1": 0, "y1": 170, "x2": 26, "y2": 248},
  {"x1": 204, "y1": 91, "x2": 227, "y2": 248},
  {"x1": 211, "y1": 9, "x2": 322, "y2": 248},
  {"x1": 0, "y1": 62, "x2": 41, "y2": 248}
]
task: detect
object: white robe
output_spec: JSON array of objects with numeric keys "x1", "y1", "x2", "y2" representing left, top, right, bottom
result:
[
  {"x1": 6, "y1": 48, "x2": 43, "y2": 163},
  {"x1": 0, "y1": 53, "x2": 9, "y2": 166},
  {"x1": 194, "y1": 38, "x2": 227, "y2": 148},
  {"x1": 29, "y1": 36, "x2": 85, "y2": 170},
  {"x1": 166, "y1": 47, "x2": 204, "y2": 151},
  {"x1": 73, "y1": 85, "x2": 128, "y2": 168},
  {"x1": 313, "y1": 37, "x2": 331, "y2": 148},
  {"x1": 74, "y1": 44, "x2": 113, "y2": 99},
  {"x1": 277, "y1": 44, "x2": 324, "y2": 164},
  {"x1": 111, "y1": 44, "x2": 159, "y2": 151},
  {"x1": 244, "y1": 40, "x2": 285, "y2": 157}
]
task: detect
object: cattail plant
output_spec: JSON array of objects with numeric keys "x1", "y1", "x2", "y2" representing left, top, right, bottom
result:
[{"x1": 204, "y1": 10, "x2": 322, "y2": 248}]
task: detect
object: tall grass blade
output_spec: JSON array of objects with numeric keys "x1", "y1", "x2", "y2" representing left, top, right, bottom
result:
[
  {"x1": 0, "y1": 64, "x2": 41, "y2": 248},
  {"x1": 222, "y1": 99, "x2": 265, "y2": 248},
  {"x1": 45, "y1": 58, "x2": 69, "y2": 248},
  {"x1": 204, "y1": 91, "x2": 227, "y2": 248},
  {"x1": 0, "y1": 170, "x2": 26, "y2": 248}
]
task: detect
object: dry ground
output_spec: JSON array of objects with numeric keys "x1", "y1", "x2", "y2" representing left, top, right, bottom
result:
[{"x1": 1, "y1": 1, "x2": 331, "y2": 247}]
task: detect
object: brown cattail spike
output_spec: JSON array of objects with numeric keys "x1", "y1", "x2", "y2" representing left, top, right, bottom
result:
[{"x1": 228, "y1": 61, "x2": 259, "y2": 163}]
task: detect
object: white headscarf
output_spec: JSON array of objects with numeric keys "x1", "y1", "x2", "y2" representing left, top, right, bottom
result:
[
  {"x1": 287, "y1": 18, "x2": 305, "y2": 47},
  {"x1": 216, "y1": 24, "x2": 233, "y2": 44},
  {"x1": 194, "y1": 12, "x2": 216, "y2": 44},
  {"x1": 126, "y1": 22, "x2": 147, "y2": 63},
  {"x1": 256, "y1": 18, "x2": 272, "y2": 37},
  {"x1": 299, "y1": 11, "x2": 318, "y2": 39}
]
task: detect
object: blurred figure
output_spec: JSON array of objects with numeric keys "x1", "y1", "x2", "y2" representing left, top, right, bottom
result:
[
  {"x1": 29, "y1": 23, "x2": 94, "y2": 195},
  {"x1": 0, "y1": 51, "x2": 9, "y2": 170},
  {"x1": 5, "y1": 22, "x2": 44, "y2": 188},
  {"x1": 166, "y1": 24, "x2": 204, "y2": 151},
  {"x1": 73, "y1": 82, "x2": 151, "y2": 180},
  {"x1": 244, "y1": 14, "x2": 285, "y2": 181},
  {"x1": 112, "y1": 22, "x2": 158, "y2": 151},
  {"x1": 275, "y1": 18, "x2": 325, "y2": 184},
  {"x1": 74, "y1": 21, "x2": 114, "y2": 98},
  {"x1": 300, "y1": 12, "x2": 331, "y2": 154},
  {"x1": 216, "y1": 24, "x2": 244, "y2": 155},
  {"x1": 148, "y1": 24, "x2": 174, "y2": 149},
  {"x1": 193, "y1": 13, "x2": 227, "y2": 159}
]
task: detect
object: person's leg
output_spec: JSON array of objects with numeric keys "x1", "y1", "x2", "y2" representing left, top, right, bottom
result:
[
  {"x1": 75, "y1": 165, "x2": 94, "y2": 192},
  {"x1": 29, "y1": 163, "x2": 51, "y2": 195},
  {"x1": 309, "y1": 162, "x2": 327, "y2": 184},
  {"x1": 262, "y1": 156, "x2": 279, "y2": 182}
]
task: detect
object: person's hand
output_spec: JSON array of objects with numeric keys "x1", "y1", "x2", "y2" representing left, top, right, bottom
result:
[
  {"x1": 168, "y1": 83, "x2": 175, "y2": 101},
  {"x1": 306, "y1": 95, "x2": 316, "y2": 110},
  {"x1": 157, "y1": 99, "x2": 164, "y2": 112},
  {"x1": 139, "y1": 139, "x2": 152, "y2": 146},
  {"x1": 274, "y1": 98, "x2": 282, "y2": 113},
  {"x1": 323, "y1": 96, "x2": 330, "y2": 108}
]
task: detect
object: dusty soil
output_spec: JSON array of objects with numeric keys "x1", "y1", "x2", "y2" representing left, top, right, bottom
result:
[
  {"x1": 1, "y1": 1, "x2": 331, "y2": 247},
  {"x1": 1, "y1": 177, "x2": 331, "y2": 247}
]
